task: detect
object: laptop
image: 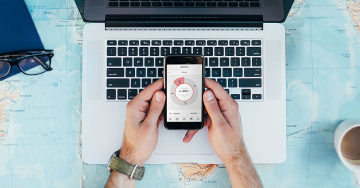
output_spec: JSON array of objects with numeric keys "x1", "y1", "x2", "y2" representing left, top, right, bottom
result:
[{"x1": 81, "y1": 0, "x2": 294, "y2": 164}]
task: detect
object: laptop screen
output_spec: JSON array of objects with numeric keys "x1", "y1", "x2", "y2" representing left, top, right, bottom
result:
[{"x1": 80, "y1": 0, "x2": 294, "y2": 23}]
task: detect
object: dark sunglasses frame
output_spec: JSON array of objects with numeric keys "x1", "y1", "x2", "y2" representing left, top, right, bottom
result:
[{"x1": 0, "y1": 50, "x2": 54, "y2": 78}]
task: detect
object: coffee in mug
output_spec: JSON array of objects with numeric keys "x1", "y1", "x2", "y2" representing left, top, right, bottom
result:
[{"x1": 341, "y1": 126, "x2": 360, "y2": 161}]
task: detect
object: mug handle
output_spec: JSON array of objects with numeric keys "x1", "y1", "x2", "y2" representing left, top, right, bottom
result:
[{"x1": 355, "y1": 171, "x2": 360, "y2": 185}]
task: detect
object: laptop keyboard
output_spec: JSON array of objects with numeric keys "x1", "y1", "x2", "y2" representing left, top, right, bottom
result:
[
  {"x1": 108, "y1": 0, "x2": 260, "y2": 7},
  {"x1": 106, "y1": 39, "x2": 263, "y2": 101}
]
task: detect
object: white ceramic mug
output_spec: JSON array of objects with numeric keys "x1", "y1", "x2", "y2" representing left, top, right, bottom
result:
[{"x1": 334, "y1": 120, "x2": 360, "y2": 185}]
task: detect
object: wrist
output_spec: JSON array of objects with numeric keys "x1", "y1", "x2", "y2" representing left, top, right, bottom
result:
[
  {"x1": 221, "y1": 143, "x2": 247, "y2": 166},
  {"x1": 119, "y1": 150, "x2": 145, "y2": 166}
]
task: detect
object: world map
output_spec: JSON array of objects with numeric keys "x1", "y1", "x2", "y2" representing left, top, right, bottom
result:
[{"x1": 0, "y1": 0, "x2": 360, "y2": 187}]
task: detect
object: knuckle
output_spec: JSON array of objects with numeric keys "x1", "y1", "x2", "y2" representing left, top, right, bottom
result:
[
  {"x1": 150, "y1": 103, "x2": 162, "y2": 114},
  {"x1": 208, "y1": 101, "x2": 220, "y2": 113}
]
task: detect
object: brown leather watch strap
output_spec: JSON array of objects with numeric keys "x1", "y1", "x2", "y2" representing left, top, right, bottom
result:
[{"x1": 109, "y1": 155, "x2": 145, "y2": 180}]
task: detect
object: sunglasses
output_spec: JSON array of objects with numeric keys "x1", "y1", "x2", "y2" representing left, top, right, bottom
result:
[{"x1": 0, "y1": 50, "x2": 54, "y2": 79}]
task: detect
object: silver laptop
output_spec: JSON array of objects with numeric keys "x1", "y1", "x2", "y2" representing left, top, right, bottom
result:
[{"x1": 81, "y1": 0, "x2": 293, "y2": 164}]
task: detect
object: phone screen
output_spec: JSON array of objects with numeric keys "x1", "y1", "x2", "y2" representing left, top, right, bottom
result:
[{"x1": 165, "y1": 56, "x2": 204, "y2": 129}]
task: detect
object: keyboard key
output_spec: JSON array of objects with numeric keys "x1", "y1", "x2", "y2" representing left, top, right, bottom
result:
[
  {"x1": 231, "y1": 94, "x2": 240, "y2": 100},
  {"x1": 242, "y1": 89, "x2": 251, "y2": 94},
  {"x1": 107, "y1": 58, "x2": 122, "y2": 66},
  {"x1": 193, "y1": 47, "x2": 202, "y2": 55},
  {"x1": 129, "y1": 47, "x2": 138, "y2": 56},
  {"x1": 220, "y1": 58, "x2": 229, "y2": 66},
  {"x1": 239, "y1": 2, "x2": 249, "y2": 7},
  {"x1": 134, "y1": 58, "x2": 143, "y2": 66},
  {"x1": 141, "y1": 2, "x2": 151, "y2": 6},
  {"x1": 163, "y1": 2, "x2": 173, "y2": 6},
  {"x1": 163, "y1": 40, "x2": 172, "y2": 45},
  {"x1": 196, "y1": 40, "x2": 206, "y2": 45},
  {"x1": 128, "y1": 89, "x2": 138, "y2": 99},
  {"x1": 204, "y1": 47, "x2": 213, "y2": 56},
  {"x1": 152, "y1": 40, "x2": 161, "y2": 45},
  {"x1": 172, "y1": 47, "x2": 181, "y2": 55},
  {"x1": 218, "y1": 2, "x2": 227, "y2": 6},
  {"x1": 174, "y1": 40, "x2": 183, "y2": 45},
  {"x1": 242, "y1": 94, "x2": 251, "y2": 99},
  {"x1": 141, "y1": 40, "x2": 150, "y2": 45},
  {"x1": 207, "y1": 2, "x2": 216, "y2": 6},
  {"x1": 252, "y1": 94, "x2": 262, "y2": 99},
  {"x1": 241, "y1": 57, "x2": 251, "y2": 66},
  {"x1": 225, "y1": 89, "x2": 230, "y2": 94},
  {"x1": 209, "y1": 58, "x2": 218, "y2": 66},
  {"x1": 107, "y1": 79, "x2": 130, "y2": 87},
  {"x1": 241, "y1": 40, "x2": 250, "y2": 45},
  {"x1": 174, "y1": 2, "x2": 184, "y2": 6},
  {"x1": 107, "y1": 47, "x2": 116, "y2": 56},
  {"x1": 137, "y1": 68, "x2": 146, "y2": 77},
  {"x1": 107, "y1": 89, "x2": 116, "y2": 99},
  {"x1": 145, "y1": 58, "x2": 154, "y2": 66},
  {"x1": 205, "y1": 58, "x2": 208, "y2": 66},
  {"x1": 205, "y1": 68, "x2": 210, "y2": 77},
  {"x1": 131, "y1": 78, "x2": 140, "y2": 87},
  {"x1": 107, "y1": 68, "x2": 124, "y2": 77},
  {"x1": 152, "y1": 2, "x2": 162, "y2": 6},
  {"x1": 107, "y1": 40, "x2": 116, "y2": 45},
  {"x1": 119, "y1": 2, "x2": 129, "y2": 6},
  {"x1": 231, "y1": 57, "x2": 240, "y2": 66},
  {"x1": 252, "y1": 40, "x2": 261, "y2": 45},
  {"x1": 147, "y1": 68, "x2": 157, "y2": 77},
  {"x1": 225, "y1": 47, "x2": 234, "y2": 56},
  {"x1": 217, "y1": 79, "x2": 226, "y2": 87},
  {"x1": 207, "y1": 40, "x2": 217, "y2": 45},
  {"x1": 230, "y1": 40, "x2": 239, "y2": 45},
  {"x1": 229, "y1": 2, "x2": 238, "y2": 7},
  {"x1": 185, "y1": 40, "x2": 195, "y2": 45},
  {"x1": 152, "y1": 78, "x2": 159, "y2": 83},
  {"x1": 223, "y1": 68, "x2": 232, "y2": 77},
  {"x1": 117, "y1": 89, "x2": 127, "y2": 100},
  {"x1": 123, "y1": 58, "x2": 132, "y2": 66},
  {"x1": 182, "y1": 47, "x2": 191, "y2": 55},
  {"x1": 161, "y1": 47, "x2": 170, "y2": 56},
  {"x1": 228, "y1": 79, "x2": 237, "y2": 87},
  {"x1": 244, "y1": 68, "x2": 261, "y2": 77},
  {"x1": 109, "y1": 2, "x2": 119, "y2": 6},
  {"x1": 218, "y1": 40, "x2": 228, "y2": 45},
  {"x1": 155, "y1": 58, "x2": 164, "y2": 67},
  {"x1": 212, "y1": 68, "x2": 221, "y2": 77},
  {"x1": 158, "y1": 68, "x2": 163, "y2": 77},
  {"x1": 233, "y1": 68, "x2": 242, "y2": 77},
  {"x1": 250, "y1": 2, "x2": 260, "y2": 7},
  {"x1": 126, "y1": 68, "x2": 135, "y2": 77},
  {"x1": 130, "y1": 2, "x2": 140, "y2": 6},
  {"x1": 118, "y1": 47, "x2": 127, "y2": 56},
  {"x1": 185, "y1": 2, "x2": 195, "y2": 6},
  {"x1": 142, "y1": 79, "x2": 151, "y2": 87},
  {"x1": 239, "y1": 78, "x2": 261, "y2": 87},
  {"x1": 139, "y1": 89, "x2": 144, "y2": 93},
  {"x1": 236, "y1": 47, "x2": 245, "y2": 56},
  {"x1": 150, "y1": 47, "x2": 159, "y2": 56},
  {"x1": 247, "y1": 47, "x2": 261, "y2": 56},
  {"x1": 139, "y1": 47, "x2": 148, "y2": 56},
  {"x1": 215, "y1": 47, "x2": 224, "y2": 56},
  {"x1": 196, "y1": 2, "x2": 205, "y2": 6},
  {"x1": 118, "y1": 40, "x2": 128, "y2": 45},
  {"x1": 252, "y1": 57, "x2": 261, "y2": 66},
  {"x1": 129, "y1": 40, "x2": 139, "y2": 45}
]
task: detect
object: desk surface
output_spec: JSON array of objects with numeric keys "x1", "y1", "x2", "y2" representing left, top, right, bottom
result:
[{"x1": 1, "y1": 0, "x2": 360, "y2": 187}]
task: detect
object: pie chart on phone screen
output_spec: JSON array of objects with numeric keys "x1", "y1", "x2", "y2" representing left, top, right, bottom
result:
[{"x1": 170, "y1": 77, "x2": 198, "y2": 106}]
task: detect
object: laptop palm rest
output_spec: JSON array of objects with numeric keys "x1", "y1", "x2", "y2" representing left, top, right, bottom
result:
[{"x1": 154, "y1": 122, "x2": 214, "y2": 155}]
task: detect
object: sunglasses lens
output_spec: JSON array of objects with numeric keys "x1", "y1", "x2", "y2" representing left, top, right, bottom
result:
[
  {"x1": 18, "y1": 55, "x2": 50, "y2": 75},
  {"x1": 0, "y1": 61, "x2": 11, "y2": 78}
]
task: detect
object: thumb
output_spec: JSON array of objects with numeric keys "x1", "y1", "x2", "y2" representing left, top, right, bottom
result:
[
  {"x1": 143, "y1": 91, "x2": 165, "y2": 128},
  {"x1": 203, "y1": 90, "x2": 227, "y2": 126}
]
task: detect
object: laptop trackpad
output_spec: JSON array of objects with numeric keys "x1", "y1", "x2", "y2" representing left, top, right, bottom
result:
[{"x1": 154, "y1": 123, "x2": 214, "y2": 155}]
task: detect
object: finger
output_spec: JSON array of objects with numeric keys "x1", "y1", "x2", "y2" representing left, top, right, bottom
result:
[
  {"x1": 205, "y1": 78, "x2": 234, "y2": 103},
  {"x1": 132, "y1": 78, "x2": 164, "y2": 104},
  {"x1": 203, "y1": 90, "x2": 228, "y2": 126},
  {"x1": 183, "y1": 130, "x2": 198, "y2": 143},
  {"x1": 142, "y1": 91, "x2": 165, "y2": 129}
]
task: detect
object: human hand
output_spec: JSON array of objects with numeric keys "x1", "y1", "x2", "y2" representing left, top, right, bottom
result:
[
  {"x1": 183, "y1": 78, "x2": 244, "y2": 163},
  {"x1": 119, "y1": 79, "x2": 165, "y2": 166}
]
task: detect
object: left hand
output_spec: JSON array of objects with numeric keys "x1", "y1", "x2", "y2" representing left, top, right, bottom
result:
[{"x1": 119, "y1": 79, "x2": 165, "y2": 166}]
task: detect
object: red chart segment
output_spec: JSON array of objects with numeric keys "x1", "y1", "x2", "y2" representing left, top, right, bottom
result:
[{"x1": 173, "y1": 77, "x2": 185, "y2": 86}]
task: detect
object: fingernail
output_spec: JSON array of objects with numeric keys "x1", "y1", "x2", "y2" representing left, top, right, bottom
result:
[
  {"x1": 184, "y1": 133, "x2": 188, "y2": 140},
  {"x1": 155, "y1": 92, "x2": 164, "y2": 102},
  {"x1": 205, "y1": 91, "x2": 214, "y2": 101}
]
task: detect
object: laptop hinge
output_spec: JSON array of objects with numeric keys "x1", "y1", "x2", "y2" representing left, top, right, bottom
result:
[{"x1": 104, "y1": 15, "x2": 263, "y2": 29}]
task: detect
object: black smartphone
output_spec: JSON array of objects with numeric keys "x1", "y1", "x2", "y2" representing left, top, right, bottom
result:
[{"x1": 164, "y1": 55, "x2": 205, "y2": 130}]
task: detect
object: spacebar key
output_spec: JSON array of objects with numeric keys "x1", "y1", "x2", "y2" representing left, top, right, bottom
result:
[
  {"x1": 107, "y1": 79, "x2": 130, "y2": 87},
  {"x1": 239, "y1": 78, "x2": 261, "y2": 87}
]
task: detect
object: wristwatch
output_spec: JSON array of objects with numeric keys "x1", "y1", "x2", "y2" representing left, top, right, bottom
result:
[{"x1": 107, "y1": 149, "x2": 145, "y2": 180}]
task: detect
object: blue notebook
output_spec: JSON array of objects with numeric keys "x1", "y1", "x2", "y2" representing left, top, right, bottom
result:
[{"x1": 0, "y1": 0, "x2": 45, "y2": 80}]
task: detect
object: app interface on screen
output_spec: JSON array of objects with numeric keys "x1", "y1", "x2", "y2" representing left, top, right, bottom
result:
[{"x1": 167, "y1": 64, "x2": 202, "y2": 122}]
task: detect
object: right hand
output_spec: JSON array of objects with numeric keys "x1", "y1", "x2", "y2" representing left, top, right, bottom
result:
[{"x1": 184, "y1": 78, "x2": 244, "y2": 163}]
